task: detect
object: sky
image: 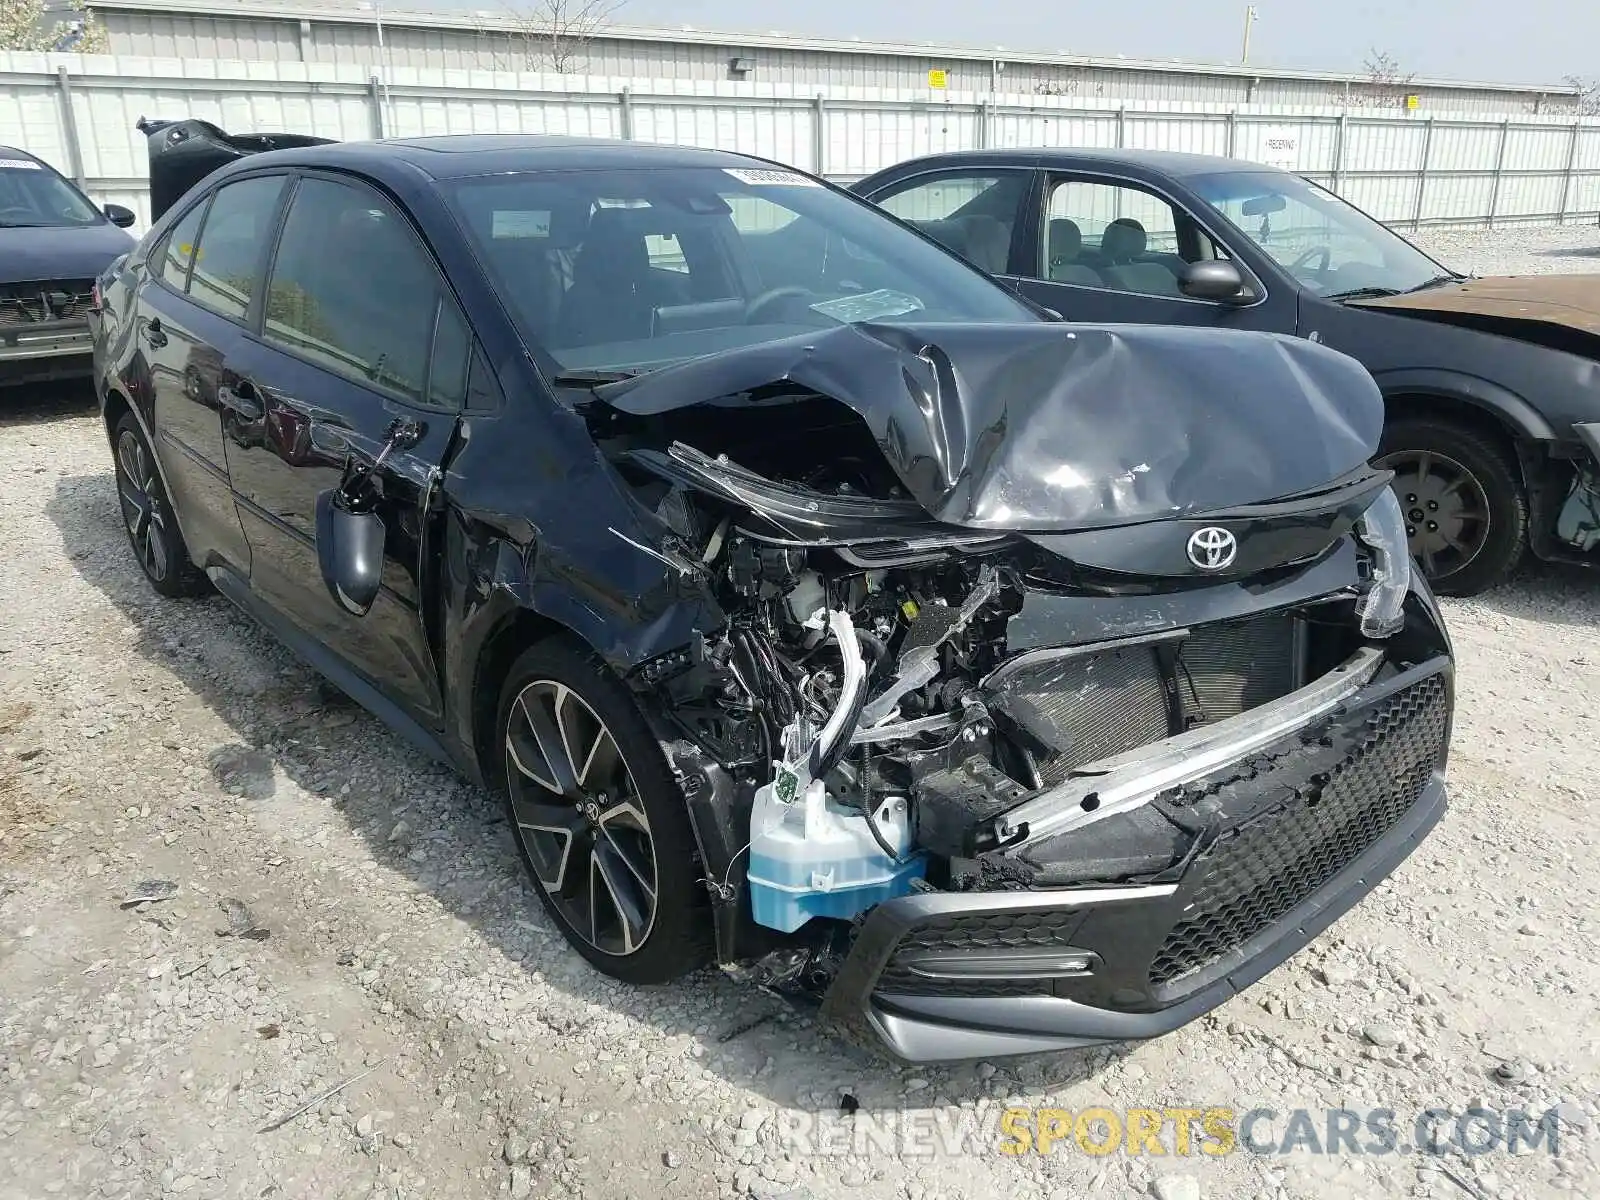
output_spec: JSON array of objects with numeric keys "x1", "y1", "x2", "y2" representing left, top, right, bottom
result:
[{"x1": 451, "y1": 0, "x2": 1596, "y2": 88}]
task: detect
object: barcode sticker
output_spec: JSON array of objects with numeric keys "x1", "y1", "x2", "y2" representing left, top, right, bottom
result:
[
  {"x1": 491, "y1": 209, "x2": 551, "y2": 239},
  {"x1": 0, "y1": 158, "x2": 42, "y2": 170},
  {"x1": 723, "y1": 167, "x2": 820, "y2": 187}
]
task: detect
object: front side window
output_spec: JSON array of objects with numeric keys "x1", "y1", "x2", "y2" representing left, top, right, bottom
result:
[
  {"x1": 1191, "y1": 170, "x2": 1448, "y2": 298},
  {"x1": 0, "y1": 157, "x2": 102, "y2": 228},
  {"x1": 871, "y1": 172, "x2": 1028, "y2": 274},
  {"x1": 187, "y1": 176, "x2": 286, "y2": 321},
  {"x1": 264, "y1": 176, "x2": 464, "y2": 407},
  {"x1": 1041, "y1": 178, "x2": 1226, "y2": 297},
  {"x1": 443, "y1": 165, "x2": 1033, "y2": 376}
]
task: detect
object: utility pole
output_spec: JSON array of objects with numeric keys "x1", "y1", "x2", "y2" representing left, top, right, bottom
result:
[{"x1": 1241, "y1": 5, "x2": 1258, "y2": 64}]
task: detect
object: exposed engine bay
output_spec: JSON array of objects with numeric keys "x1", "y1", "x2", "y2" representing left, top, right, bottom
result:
[{"x1": 579, "y1": 338, "x2": 1440, "y2": 998}]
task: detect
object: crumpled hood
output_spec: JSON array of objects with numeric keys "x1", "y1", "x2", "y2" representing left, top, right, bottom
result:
[
  {"x1": 596, "y1": 320, "x2": 1384, "y2": 531},
  {"x1": 1349, "y1": 274, "x2": 1600, "y2": 341},
  {"x1": 0, "y1": 222, "x2": 134, "y2": 286}
]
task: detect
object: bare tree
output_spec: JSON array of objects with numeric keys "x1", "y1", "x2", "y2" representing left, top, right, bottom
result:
[
  {"x1": 0, "y1": 0, "x2": 108, "y2": 51},
  {"x1": 1350, "y1": 47, "x2": 1416, "y2": 109},
  {"x1": 484, "y1": 0, "x2": 621, "y2": 74},
  {"x1": 1561, "y1": 74, "x2": 1600, "y2": 116}
]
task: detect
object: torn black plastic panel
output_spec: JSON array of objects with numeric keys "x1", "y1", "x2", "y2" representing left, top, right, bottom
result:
[{"x1": 595, "y1": 319, "x2": 1386, "y2": 532}]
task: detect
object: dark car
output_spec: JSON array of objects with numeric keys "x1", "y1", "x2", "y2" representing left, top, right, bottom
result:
[
  {"x1": 850, "y1": 149, "x2": 1600, "y2": 596},
  {"x1": 91, "y1": 119, "x2": 1453, "y2": 1063},
  {"x1": 0, "y1": 144, "x2": 137, "y2": 386}
]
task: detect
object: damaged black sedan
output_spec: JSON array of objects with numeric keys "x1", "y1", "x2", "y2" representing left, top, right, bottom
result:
[{"x1": 91, "y1": 122, "x2": 1453, "y2": 1062}]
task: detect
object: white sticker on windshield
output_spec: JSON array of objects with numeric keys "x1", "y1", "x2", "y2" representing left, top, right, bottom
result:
[
  {"x1": 809, "y1": 289, "x2": 925, "y2": 323},
  {"x1": 724, "y1": 167, "x2": 820, "y2": 187},
  {"x1": 491, "y1": 209, "x2": 551, "y2": 239},
  {"x1": 0, "y1": 158, "x2": 41, "y2": 170}
]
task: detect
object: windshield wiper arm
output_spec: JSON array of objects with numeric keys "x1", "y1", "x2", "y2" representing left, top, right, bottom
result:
[
  {"x1": 1324, "y1": 285, "x2": 1403, "y2": 301},
  {"x1": 1404, "y1": 272, "x2": 1464, "y2": 293}
]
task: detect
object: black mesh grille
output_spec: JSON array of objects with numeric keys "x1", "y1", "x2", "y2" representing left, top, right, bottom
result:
[
  {"x1": 1148, "y1": 672, "x2": 1449, "y2": 992},
  {"x1": 876, "y1": 910, "x2": 1083, "y2": 997},
  {"x1": 1176, "y1": 612, "x2": 1297, "y2": 726},
  {"x1": 0, "y1": 281, "x2": 94, "y2": 328}
]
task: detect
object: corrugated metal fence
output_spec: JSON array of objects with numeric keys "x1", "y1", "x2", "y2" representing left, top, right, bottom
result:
[{"x1": 3, "y1": 51, "x2": 1599, "y2": 234}]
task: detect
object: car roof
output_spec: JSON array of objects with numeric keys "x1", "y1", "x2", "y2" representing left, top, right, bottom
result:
[
  {"x1": 0, "y1": 146, "x2": 45, "y2": 164},
  {"x1": 880, "y1": 147, "x2": 1278, "y2": 180},
  {"x1": 234, "y1": 135, "x2": 795, "y2": 181}
]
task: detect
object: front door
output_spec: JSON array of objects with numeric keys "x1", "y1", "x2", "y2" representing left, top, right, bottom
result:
[
  {"x1": 220, "y1": 173, "x2": 470, "y2": 728},
  {"x1": 1015, "y1": 174, "x2": 1295, "y2": 333}
]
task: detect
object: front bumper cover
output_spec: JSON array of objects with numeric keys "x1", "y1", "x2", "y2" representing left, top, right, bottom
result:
[{"x1": 817, "y1": 655, "x2": 1451, "y2": 1062}]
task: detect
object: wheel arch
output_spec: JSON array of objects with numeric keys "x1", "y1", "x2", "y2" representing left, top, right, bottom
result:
[{"x1": 1375, "y1": 370, "x2": 1558, "y2": 447}]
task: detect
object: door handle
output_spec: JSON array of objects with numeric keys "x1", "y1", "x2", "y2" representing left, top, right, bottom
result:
[
  {"x1": 139, "y1": 316, "x2": 167, "y2": 348},
  {"x1": 218, "y1": 381, "x2": 263, "y2": 421}
]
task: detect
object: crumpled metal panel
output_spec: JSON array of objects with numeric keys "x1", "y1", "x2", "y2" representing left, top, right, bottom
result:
[{"x1": 595, "y1": 319, "x2": 1384, "y2": 532}]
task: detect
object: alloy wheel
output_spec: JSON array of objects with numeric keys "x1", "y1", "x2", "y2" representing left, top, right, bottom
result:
[
  {"x1": 1374, "y1": 449, "x2": 1489, "y2": 581},
  {"x1": 504, "y1": 679, "x2": 659, "y2": 957},
  {"x1": 115, "y1": 429, "x2": 171, "y2": 584}
]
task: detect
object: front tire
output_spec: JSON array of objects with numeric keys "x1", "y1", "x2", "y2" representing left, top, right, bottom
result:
[
  {"x1": 1375, "y1": 417, "x2": 1526, "y2": 597},
  {"x1": 495, "y1": 637, "x2": 710, "y2": 985},
  {"x1": 112, "y1": 412, "x2": 207, "y2": 598}
]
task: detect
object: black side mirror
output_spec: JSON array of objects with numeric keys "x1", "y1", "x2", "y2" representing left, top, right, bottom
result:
[
  {"x1": 315, "y1": 488, "x2": 386, "y2": 616},
  {"x1": 104, "y1": 203, "x2": 137, "y2": 228},
  {"x1": 1180, "y1": 260, "x2": 1248, "y2": 304}
]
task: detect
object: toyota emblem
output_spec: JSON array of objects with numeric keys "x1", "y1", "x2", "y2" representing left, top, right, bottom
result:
[{"x1": 1186, "y1": 526, "x2": 1238, "y2": 571}]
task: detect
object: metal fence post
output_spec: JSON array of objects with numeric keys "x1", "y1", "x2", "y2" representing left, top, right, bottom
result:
[
  {"x1": 812, "y1": 94, "x2": 826, "y2": 176},
  {"x1": 1412, "y1": 117, "x2": 1435, "y2": 231},
  {"x1": 1486, "y1": 118, "x2": 1511, "y2": 229},
  {"x1": 1557, "y1": 121, "x2": 1582, "y2": 225},
  {"x1": 368, "y1": 76, "x2": 386, "y2": 140},
  {"x1": 619, "y1": 86, "x2": 633, "y2": 140},
  {"x1": 978, "y1": 100, "x2": 989, "y2": 149},
  {"x1": 1331, "y1": 113, "x2": 1347, "y2": 192},
  {"x1": 1226, "y1": 111, "x2": 1237, "y2": 158},
  {"x1": 55, "y1": 66, "x2": 87, "y2": 189},
  {"x1": 1116, "y1": 107, "x2": 1126, "y2": 148}
]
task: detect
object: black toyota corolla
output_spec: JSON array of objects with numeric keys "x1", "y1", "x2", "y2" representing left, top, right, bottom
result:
[{"x1": 91, "y1": 120, "x2": 1453, "y2": 1063}]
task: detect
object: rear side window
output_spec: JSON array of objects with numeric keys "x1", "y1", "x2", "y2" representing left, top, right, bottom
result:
[
  {"x1": 263, "y1": 176, "x2": 464, "y2": 407},
  {"x1": 187, "y1": 176, "x2": 286, "y2": 321},
  {"x1": 155, "y1": 199, "x2": 208, "y2": 291}
]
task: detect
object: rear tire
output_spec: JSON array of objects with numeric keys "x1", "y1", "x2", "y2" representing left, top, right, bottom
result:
[
  {"x1": 495, "y1": 636, "x2": 710, "y2": 985},
  {"x1": 112, "y1": 412, "x2": 208, "y2": 598},
  {"x1": 1375, "y1": 417, "x2": 1526, "y2": 598}
]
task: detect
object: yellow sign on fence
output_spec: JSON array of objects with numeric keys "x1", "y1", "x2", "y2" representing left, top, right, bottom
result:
[{"x1": 928, "y1": 69, "x2": 948, "y2": 89}]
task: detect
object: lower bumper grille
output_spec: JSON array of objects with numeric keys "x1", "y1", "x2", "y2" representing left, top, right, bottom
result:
[
  {"x1": 1148, "y1": 671, "x2": 1449, "y2": 991},
  {"x1": 876, "y1": 910, "x2": 1083, "y2": 997}
]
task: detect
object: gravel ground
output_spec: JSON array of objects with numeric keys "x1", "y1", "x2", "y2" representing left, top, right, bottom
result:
[{"x1": 2, "y1": 224, "x2": 1598, "y2": 1200}]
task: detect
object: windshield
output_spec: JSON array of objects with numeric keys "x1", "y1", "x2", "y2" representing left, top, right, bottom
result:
[
  {"x1": 442, "y1": 165, "x2": 1035, "y2": 375},
  {"x1": 0, "y1": 156, "x2": 103, "y2": 228},
  {"x1": 1190, "y1": 170, "x2": 1452, "y2": 298}
]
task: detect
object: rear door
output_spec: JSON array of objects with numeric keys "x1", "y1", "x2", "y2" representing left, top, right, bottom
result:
[
  {"x1": 220, "y1": 172, "x2": 468, "y2": 728},
  {"x1": 1017, "y1": 172, "x2": 1293, "y2": 332},
  {"x1": 135, "y1": 174, "x2": 289, "y2": 576}
]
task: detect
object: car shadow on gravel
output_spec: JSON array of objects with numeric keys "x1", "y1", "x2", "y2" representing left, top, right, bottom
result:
[
  {"x1": 45, "y1": 470, "x2": 1119, "y2": 1109},
  {"x1": 0, "y1": 380, "x2": 98, "y2": 428},
  {"x1": 1467, "y1": 558, "x2": 1600, "y2": 630}
]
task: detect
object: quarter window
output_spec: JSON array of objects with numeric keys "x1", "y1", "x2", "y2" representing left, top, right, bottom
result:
[
  {"x1": 155, "y1": 199, "x2": 208, "y2": 291},
  {"x1": 187, "y1": 176, "x2": 285, "y2": 321},
  {"x1": 263, "y1": 176, "x2": 467, "y2": 408}
]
